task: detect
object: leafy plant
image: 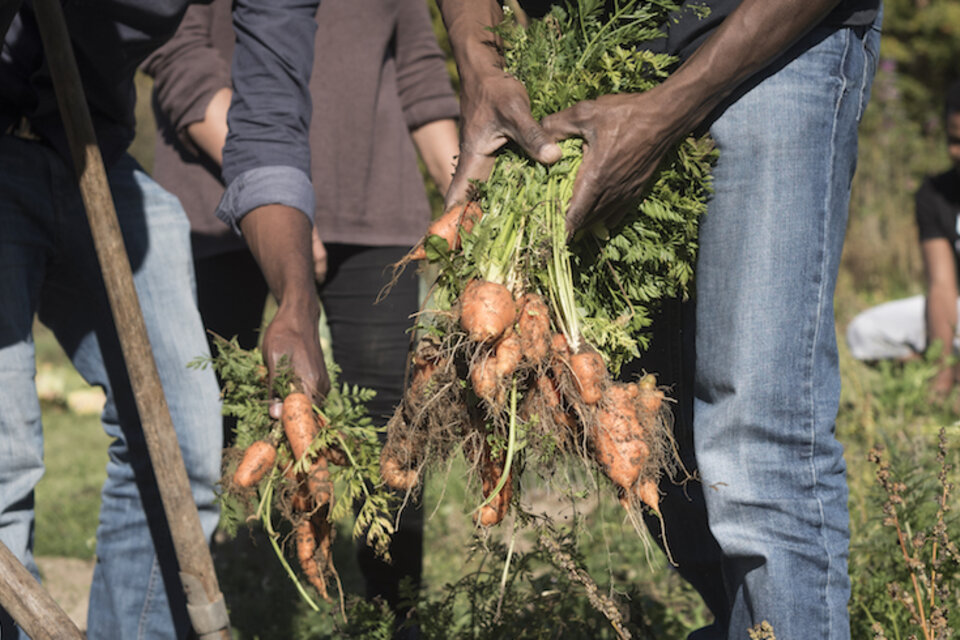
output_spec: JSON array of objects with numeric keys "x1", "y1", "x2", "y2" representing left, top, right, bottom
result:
[
  {"x1": 190, "y1": 336, "x2": 395, "y2": 612},
  {"x1": 851, "y1": 427, "x2": 959, "y2": 638}
]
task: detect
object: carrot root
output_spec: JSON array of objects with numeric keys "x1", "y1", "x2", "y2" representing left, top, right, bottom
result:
[
  {"x1": 232, "y1": 440, "x2": 277, "y2": 488},
  {"x1": 460, "y1": 280, "x2": 517, "y2": 344},
  {"x1": 282, "y1": 392, "x2": 319, "y2": 462},
  {"x1": 569, "y1": 350, "x2": 607, "y2": 405},
  {"x1": 409, "y1": 201, "x2": 483, "y2": 261}
]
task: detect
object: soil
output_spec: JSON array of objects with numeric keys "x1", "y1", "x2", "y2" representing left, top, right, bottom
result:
[{"x1": 34, "y1": 556, "x2": 94, "y2": 632}]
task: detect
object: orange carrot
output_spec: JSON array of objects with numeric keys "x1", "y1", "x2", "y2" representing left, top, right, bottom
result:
[
  {"x1": 527, "y1": 374, "x2": 574, "y2": 429},
  {"x1": 550, "y1": 333, "x2": 571, "y2": 357},
  {"x1": 591, "y1": 383, "x2": 650, "y2": 491},
  {"x1": 409, "y1": 202, "x2": 483, "y2": 260},
  {"x1": 474, "y1": 442, "x2": 512, "y2": 527},
  {"x1": 380, "y1": 448, "x2": 419, "y2": 490},
  {"x1": 305, "y1": 457, "x2": 332, "y2": 506},
  {"x1": 493, "y1": 329, "x2": 522, "y2": 379},
  {"x1": 635, "y1": 479, "x2": 661, "y2": 514},
  {"x1": 282, "y1": 392, "x2": 318, "y2": 462},
  {"x1": 295, "y1": 519, "x2": 331, "y2": 602},
  {"x1": 516, "y1": 293, "x2": 551, "y2": 364},
  {"x1": 638, "y1": 388, "x2": 665, "y2": 415},
  {"x1": 549, "y1": 333, "x2": 572, "y2": 381},
  {"x1": 459, "y1": 279, "x2": 517, "y2": 343},
  {"x1": 232, "y1": 440, "x2": 277, "y2": 488},
  {"x1": 469, "y1": 354, "x2": 499, "y2": 403},
  {"x1": 569, "y1": 349, "x2": 607, "y2": 405}
]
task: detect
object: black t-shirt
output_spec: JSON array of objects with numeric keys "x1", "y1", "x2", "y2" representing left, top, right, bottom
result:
[
  {"x1": 915, "y1": 170, "x2": 960, "y2": 258},
  {"x1": 654, "y1": 0, "x2": 880, "y2": 60},
  {"x1": 519, "y1": 0, "x2": 881, "y2": 60}
]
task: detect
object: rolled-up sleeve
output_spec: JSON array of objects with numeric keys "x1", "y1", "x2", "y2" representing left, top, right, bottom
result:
[
  {"x1": 394, "y1": 0, "x2": 459, "y2": 131},
  {"x1": 217, "y1": 0, "x2": 318, "y2": 231}
]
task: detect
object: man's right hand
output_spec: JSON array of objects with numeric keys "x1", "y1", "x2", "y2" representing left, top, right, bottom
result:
[
  {"x1": 240, "y1": 204, "x2": 331, "y2": 416},
  {"x1": 260, "y1": 299, "x2": 327, "y2": 419}
]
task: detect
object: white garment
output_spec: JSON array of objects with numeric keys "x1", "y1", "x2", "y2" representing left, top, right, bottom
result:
[{"x1": 845, "y1": 294, "x2": 960, "y2": 360}]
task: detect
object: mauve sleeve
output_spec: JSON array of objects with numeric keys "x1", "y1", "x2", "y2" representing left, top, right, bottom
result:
[
  {"x1": 141, "y1": 3, "x2": 230, "y2": 149},
  {"x1": 394, "y1": 0, "x2": 459, "y2": 131}
]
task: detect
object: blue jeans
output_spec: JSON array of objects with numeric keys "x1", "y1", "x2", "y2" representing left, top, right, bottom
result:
[
  {"x1": 681, "y1": 18, "x2": 881, "y2": 640},
  {"x1": 0, "y1": 137, "x2": 222, "y2": 639}
]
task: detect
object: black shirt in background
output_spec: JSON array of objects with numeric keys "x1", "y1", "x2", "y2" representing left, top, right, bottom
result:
[{"x1": 915, "y1": 170, "x2": 960, "y2": 262}]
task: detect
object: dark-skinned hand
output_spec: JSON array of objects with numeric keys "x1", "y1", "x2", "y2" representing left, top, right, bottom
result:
[
  {"x1": 239, "y1": 204, "x2": 331, "y2": 418},
  {"x1": 445, "y1": 68, "x2": 562, "y2": 208},
  {"x1": 261, "y1": 300, "x2": 329, "y2": 420},
  {"x1": 541, "y1": 90, "x2": 683, "y2": 235}
]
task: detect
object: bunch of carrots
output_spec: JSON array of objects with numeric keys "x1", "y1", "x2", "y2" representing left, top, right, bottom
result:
[
  {"x1": 194, "y1": 337, "x2": 392, "y2": 610},
  {"x1": 382, "y1": 165, "x2": 673, "y2": 529},
  {"x1": 379, "y1": 1, "x2": 715, "y2": 531}
]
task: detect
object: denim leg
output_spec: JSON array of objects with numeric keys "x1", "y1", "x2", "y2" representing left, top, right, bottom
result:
[
  {"x1": 691, "y1": 22, "x2": 879, "y2": 640},
  {"x1": 0, "y1": 137, "x2": 57, "y2": 640},
  {"x1": 33, "y1": 152, "x2": 222, "y2": 639}
]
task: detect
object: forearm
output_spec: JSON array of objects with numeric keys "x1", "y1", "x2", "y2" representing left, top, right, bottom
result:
[
  {"x1": 411, "y1": 118, "x2": 459, "y2": 195},
  {"x1": 239, "y1": 205, "x2": 319, "y2": 321},
  {"x1": 921, "y1": 237, "x2": 959, "y2": 392},
  {"x1": 435, "y1": 0, "x2": 504, "y2": 82},
  {"x1": 644, "y1": 0, "x2": 842, "y2": 139},
  {"x1": 185, "y1": 87, "x2": 231, "y2": 166},
  {"x1": 926, "y1": 284, "x2": 958, "y2": 388}
]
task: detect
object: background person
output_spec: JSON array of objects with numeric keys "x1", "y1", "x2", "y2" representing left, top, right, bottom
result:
[
  {"x1": 846, "y1": 81, "x2": 960, "y2": 398},
  {"x1": 0, "y1": 4, "x2": 224, "y2": 638},
  {"x1": 143, "y1": 0, "x2": 460, "y2": 623}
]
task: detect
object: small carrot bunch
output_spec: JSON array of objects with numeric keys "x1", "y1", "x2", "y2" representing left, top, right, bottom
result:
[
  {"x1": 383, "y1": 0, "x2": 714, "y2": 531},
  {"x1": 192, "y1": 336, "x2": 393, "y2": 611}
]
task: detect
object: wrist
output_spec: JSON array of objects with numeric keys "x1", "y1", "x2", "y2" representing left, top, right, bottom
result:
[
  {"x1": 275, "y1": 290, "x2": 320, "y2": 327},
  {"x1": 442, "y1": 3, "x2": 505, "y2": 81},
  {"x1": 240, "y1": 203, "x2": 317, "y2": 307}
]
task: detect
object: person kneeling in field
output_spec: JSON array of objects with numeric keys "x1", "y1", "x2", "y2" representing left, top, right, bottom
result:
[{"x1": 847, "y1": 81, "x2": 960, "y2": 401}]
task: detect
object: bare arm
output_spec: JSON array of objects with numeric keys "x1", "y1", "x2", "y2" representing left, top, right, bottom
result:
[
  {"x1": 185, "y1": 86, "x2": 232, "y2": 166},
  {"x1": 541, "y1": 0, "x2": 844, "y2": 231},
  {"x1": 240, "y1": 205, "x2": 328, "y2": 409},
  {"x1": 142, "y1": 2, "x2": 231, "y2": 157},
  {"x1": 922, "y1": 237, "x2": 959, "y2": 395},
  {"x1": 434, "y1": 0, "x2": 561, "y2": 206},
  {"x1": 411, "y1": 118, "x2": 459, "y2": 195}
]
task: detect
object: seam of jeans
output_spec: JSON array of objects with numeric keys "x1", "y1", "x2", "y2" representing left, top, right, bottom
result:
[
  {"x1": 813, "y1": 27, "x2": 856, "y2": 640},
  {"x1": 137, "y1": 556, "x2": 161, "y2": 639}
]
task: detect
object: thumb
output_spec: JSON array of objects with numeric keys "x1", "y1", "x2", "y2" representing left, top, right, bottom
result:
[{"x1": 508, "y1": 116, "x2": 562, "y2": 165}]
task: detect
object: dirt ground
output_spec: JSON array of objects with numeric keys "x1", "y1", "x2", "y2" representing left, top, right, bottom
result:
[{"x1": 35, "y1": 556, "x2": 94, "y2": 632}]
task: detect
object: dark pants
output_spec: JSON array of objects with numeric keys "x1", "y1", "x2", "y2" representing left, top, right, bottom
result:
[{"x1": 194, "y1": 243, "x2": 422, "y2": 613}]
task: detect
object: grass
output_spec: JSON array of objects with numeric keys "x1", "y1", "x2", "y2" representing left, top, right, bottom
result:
[{"x1": 32, "y1": 322, "x2": 109, "y2": 560}]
